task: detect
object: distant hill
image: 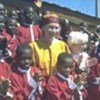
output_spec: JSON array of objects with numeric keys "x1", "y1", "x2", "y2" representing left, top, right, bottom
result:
[{"x1": 0, "y1": 0, "x2": 100, "y2": 31}]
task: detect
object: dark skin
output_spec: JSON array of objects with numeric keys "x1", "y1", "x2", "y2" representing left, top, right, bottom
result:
[
  {"x1": 9, "y1": 10, "x2": 19, "y2": 20},
  {"x1": 74, "y1": 69, "x2": 88, "y2": 86},
  {"x1": 57, "y1": 57, "x2": 75, "y2": 78},
  {"x1": 0, "y1": 77, "x2": 11, "y2": 95},
  {"x1": 6, "y1": 18, "x2": 17, "y2": 37},
  {"x1": 0, "y1": 15, "x2": 5, "y2": 32},
  {"x1": 16, "y1": 47, "x2": 43, "y2": 82},
  {"x1": 24, "y1": 7, "x2": 38, "y2": 25},
  {"x1": 56, "y1": 53, "x2": 88, "y2": 86},
  {"x1": 16, "y1": 48, "x2": 33, "y2": 70}
]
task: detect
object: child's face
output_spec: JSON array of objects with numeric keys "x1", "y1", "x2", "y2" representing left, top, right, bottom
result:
[
  {"x1": 7, "y1": 19, "x2": 17, "y2": 35},
  {"x1": 17, "y1": 49, "x2": 33, "y2": 69},
  {"x1": 59, "y1": 62, "x2": 75, "y2": 78}
]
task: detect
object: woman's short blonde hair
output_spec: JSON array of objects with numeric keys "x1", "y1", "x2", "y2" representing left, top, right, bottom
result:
[{"x1": 67, "y1": 31, "x2": 88, "y2": 45}]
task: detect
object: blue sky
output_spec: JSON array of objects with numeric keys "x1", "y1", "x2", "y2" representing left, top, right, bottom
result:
[{"x1": 44, "y1": 0, "x2": 95, "y2": 16}]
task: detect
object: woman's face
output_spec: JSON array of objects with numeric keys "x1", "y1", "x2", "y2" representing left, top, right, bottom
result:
[
  {"x1": 42, "y1": 22, "x2": 61, "y2": 38},
  {"x1": 70, "y1": 44, "x2": 84, "y2": 54}
]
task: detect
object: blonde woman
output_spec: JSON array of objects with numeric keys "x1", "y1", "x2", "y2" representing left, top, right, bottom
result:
[{"x1": 67, "y1": 31, "x2": 89, "y2": 71}]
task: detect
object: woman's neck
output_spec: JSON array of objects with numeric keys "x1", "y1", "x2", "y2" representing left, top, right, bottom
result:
[{"x1": 42, "y1": 35, "x2": 54, "y2": 43}]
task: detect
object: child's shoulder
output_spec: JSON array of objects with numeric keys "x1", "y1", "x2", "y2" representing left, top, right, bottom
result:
[
  {"x1": 48, "y1": 74, "x2": 58, "y2": 82},
  {"x1": 30, "y1": 66, "x2": 41, "y2": 73},
  {"x1": 0, "y1": 61, "x2": 10, "y2": 67},
  {"x1": 0, "y1": 61, "x2": 11, "y2": 73}
]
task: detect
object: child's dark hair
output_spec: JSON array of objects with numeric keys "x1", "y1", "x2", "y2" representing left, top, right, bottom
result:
[
  {"x1": 16, "y1": 43, "x2": 33, "y2": 56},
  {"x1": 57, "y1": 53, "x2": 73, "y2": 67}
]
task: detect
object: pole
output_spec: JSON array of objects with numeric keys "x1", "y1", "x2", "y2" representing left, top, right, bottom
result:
[{"x1": 95, "y1": 0, "x2": 98, "y2": 17}]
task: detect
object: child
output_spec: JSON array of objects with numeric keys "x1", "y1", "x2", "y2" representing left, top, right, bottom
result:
[
  {"x1": 9, "y1": 44, "x2": 45, "y2": 100},
  {"x1": 17, "y1": 7, "x2": 42, "y2": 44},
  {"x1": 2, "y1": 18, "x2": 20, "y2": 58},
  {"x1": 45, "y1": 53, "x2": 88, "y2": 100},
  {"x1": 45, "y1": 53, "x2": 76, "y2": 100}
]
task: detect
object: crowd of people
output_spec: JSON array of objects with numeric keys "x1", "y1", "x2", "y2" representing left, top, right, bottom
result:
[{"x1": 0, "y1": 0, "x2": 100, "y2": 100}]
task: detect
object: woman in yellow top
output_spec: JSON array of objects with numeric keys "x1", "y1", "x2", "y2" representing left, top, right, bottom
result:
[{"x1": 29, "y1": 12, "x2": 70, "y2": 79}]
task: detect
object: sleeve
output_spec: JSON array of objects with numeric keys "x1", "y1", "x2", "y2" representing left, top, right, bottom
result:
[
  {"x1": 81, "y1": 88, "x2": 88, "y2": 100},
  {"x1": 46, "y1": 76, "x2": 69, "y2": 100},
  {"x1": 16, "y1": 27, "x2": 26, "y2": 44},
  {"x1": 0, "y1": 63, "x2": 4, "y2": 79},
  {"x1": 10, "y1": 74, "x2": 24, "y2": 100},
  {"x1": 31, "y1": 66, "x2": 46, "y2": 94},
  {"x1": 33, "y1": 25, "x2": 42, "y2": 39},
  {"x1": 87, "y1": 66, "x2": 97, "y2": 83},
  {"x1": 0, "y1": 62, "x2": 11, "y2": 79}
]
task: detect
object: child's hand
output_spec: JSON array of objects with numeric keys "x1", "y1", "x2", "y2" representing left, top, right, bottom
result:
[
  {"x1": 32, "y1": 71, "x2": 43, "y2": 82},
  {"x1": 0, "y1": 77, "x2": 11, "y2": 95},
  {"x1": 74, "y1": 75, "x2": 80, "y2": 85},
  {"x1": 87, "y1": 57, "x2": 98, "y2": 67},
  {"x1": 74, "y1": 72, "x2": 87, "y2": 86}
]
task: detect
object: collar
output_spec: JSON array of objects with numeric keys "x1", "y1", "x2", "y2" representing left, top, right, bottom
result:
[
  {"x1": 18, "y1": 67, "x2": 30, "y2": 73},
  {"x1": 57, "y1": 72, "x2": 77, "y2": 90},
  {"x1": 57, "y1": 72, "x2": 68, "y2": 81},
  {"x1": 52, "y1": 37, "x2": 59, "y2": 43}
]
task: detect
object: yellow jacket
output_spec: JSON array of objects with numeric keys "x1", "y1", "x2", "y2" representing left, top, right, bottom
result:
[{"x1": 30, "y1": 38, "x2": 70, "y2": 76}]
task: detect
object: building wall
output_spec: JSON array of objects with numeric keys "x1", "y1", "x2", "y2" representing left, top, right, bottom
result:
[{"x1": 97, "y1": 0, "x2": 100, "y2": 18}]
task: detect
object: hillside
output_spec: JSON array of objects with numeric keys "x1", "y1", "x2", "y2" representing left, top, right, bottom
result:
[{"x1": 0, "y1": 0, "x2": 100, "y2": 31}]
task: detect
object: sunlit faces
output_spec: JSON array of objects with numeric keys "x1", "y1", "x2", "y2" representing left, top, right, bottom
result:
[
  {"x1": 6, "y1": 19, "x2": 17, "y2": 35},
  {"x1": 70, "y1": 44, "x2": 84, "y2": 54},
  {"x1": 67, "y1": 31, "x2": 88, "y2": 54},
  {"x1": 43, "y1": 22, "x2": 61, "y2": 36},
  {"x1": 17, "y1": 49, "x2": 33, "y2": 69},
  {"x1": 58, "y1": 61, "x2": 75, "y2": 78},
  {"x1": 24, "y1": 7, "x2": 37, "y2": 24}
]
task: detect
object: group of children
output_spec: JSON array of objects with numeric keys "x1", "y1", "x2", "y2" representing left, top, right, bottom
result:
[
  {"x1": 0, "y1": 43, "x2": 89, "y2": 100},
  {"x1": 0, "y1": 1, "x2": 100, "y2": 100},
  {"x1": 1, "y1": 42, "x2": 99, "y2": 100}
]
